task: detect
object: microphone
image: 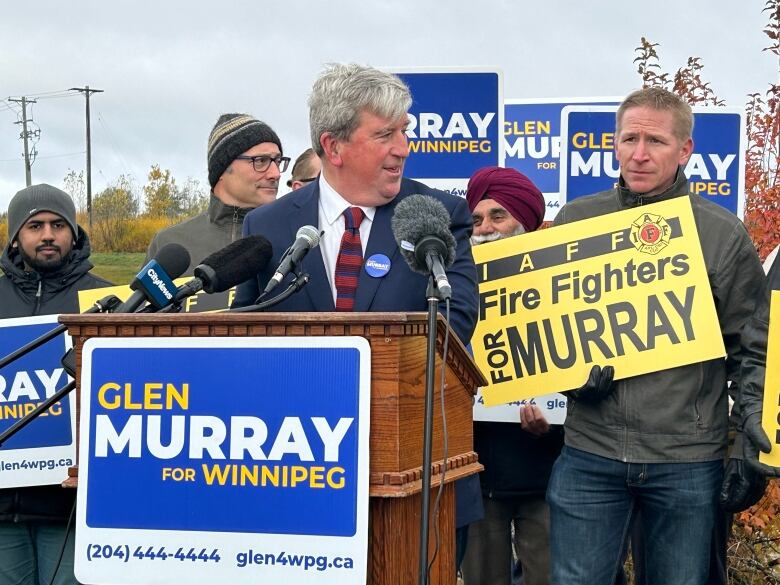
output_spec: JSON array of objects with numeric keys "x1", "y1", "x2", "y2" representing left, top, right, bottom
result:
[
  {"x1": 174, "y1": 235, "x2": 274, "y2": 302},
  {"x1": 391, "y1": 194, "x2": 456, "y2": 300},
  {"x1": 116, "y1": 243, "x2": 190, "y2": 313},
  {"x1": 262, "y1": 225, "x2": 321, "y2": 295}
]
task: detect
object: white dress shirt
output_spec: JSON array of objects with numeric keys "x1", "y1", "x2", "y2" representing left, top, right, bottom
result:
[{"x1": 318, "y1": 175, "x2": 376, "y2": 303}]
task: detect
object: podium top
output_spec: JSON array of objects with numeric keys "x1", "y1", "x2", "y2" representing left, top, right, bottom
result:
[{"x1": 59, "y1": 311, "x2": 487, "y2": 391}]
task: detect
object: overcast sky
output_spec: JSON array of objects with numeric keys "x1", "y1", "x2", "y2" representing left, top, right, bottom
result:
[{"x1": 1, "y1": 0, "x2": 776, "y2": 212}]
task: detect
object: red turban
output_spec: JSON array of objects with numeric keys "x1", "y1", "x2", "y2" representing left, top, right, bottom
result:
[{"x1": 466, "y1": 167, "x2": 545, "y2": 232}]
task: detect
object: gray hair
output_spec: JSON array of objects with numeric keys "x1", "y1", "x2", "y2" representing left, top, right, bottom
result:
[
  {"x1": 308, "y1": 63, "x2": 412, "y2": 156},
  {"x1": 616, "y1": 87, "x2": 694, "y2": 142}
]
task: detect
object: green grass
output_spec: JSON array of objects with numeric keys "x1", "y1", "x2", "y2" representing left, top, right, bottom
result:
[{"x1": 90, "y1": 252, "x2": 146, "y2": 285}]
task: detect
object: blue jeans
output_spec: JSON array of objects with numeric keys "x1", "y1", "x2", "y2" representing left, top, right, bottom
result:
[
  {"x1": 547, "y1": 446, "x2": 722, "y2": 585},
  {"x1": 0, "y1": 521, "x2": 79, "y2": 585}
]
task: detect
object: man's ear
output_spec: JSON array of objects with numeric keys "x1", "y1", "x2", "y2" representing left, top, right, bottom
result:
[
  {"x1": 11, "y1": 240, "x2": 17, "y2": 249},
  {"x1": 678, "y1": 137, "x2": 694, "y2": 166},
  {"x1": 320, "y1": 133, "x2": 343, "y2": 167}
]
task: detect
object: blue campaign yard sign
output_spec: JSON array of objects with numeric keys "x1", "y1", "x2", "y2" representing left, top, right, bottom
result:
[
  {"x1": 559, "y1": 106, "x2": 746, "y2": 217},
  {"x1": 504, "y1": 99, "x2": 619, "y2": 221},
  {"x1": 504, "y1": 99, "x2": 620, "y2": 194},
  {"x1": 80, "y1": 338, "x2": 370, "y2": 537},
  {"x1": 397, "y1": 69, "x2": 503, "y2": 181},
  {"x1": 0, "y1": 316, "x2": 72, "y2": 450}
]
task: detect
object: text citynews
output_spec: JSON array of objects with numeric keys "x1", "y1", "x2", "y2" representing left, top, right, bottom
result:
[
  {"x1": 86, "y1": 544, "x2": 355, "y2": 572},
  {"x1": 0, "y1": 457, "x2": 73, "y2": 472}
]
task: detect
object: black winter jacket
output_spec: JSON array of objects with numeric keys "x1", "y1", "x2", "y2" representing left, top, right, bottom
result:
[
  {"x1": 0, "y1": 230, "x2": 111, "y2": 522},
  {"x1": 474, "y1": 421, "x2": 563, "y2": 499}
]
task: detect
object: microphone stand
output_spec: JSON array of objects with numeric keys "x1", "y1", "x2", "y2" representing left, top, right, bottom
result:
[
  {"x1": 0, "y1": 295, "x2": 121, "y2": 372},
  {"x1": 418, "y1": 276, "x2": 442, "y2": 585},
  {"x1": 229, "y1": 273, "x2": 310, "y2": 313}
]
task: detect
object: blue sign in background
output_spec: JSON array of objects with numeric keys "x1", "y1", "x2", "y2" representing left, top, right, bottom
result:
[
  {"x1": 0, "y1": 322, "x2": 71, "y2": 450},
  {"x1": 504, "y1": 101, "x2": 617, "y2": 194},
  {"x1": 562, "y1": 109, "x2": 743, "y2": 215},
  {"x1": 399, "y1": 71, "x2": 501, "y2": 179},
  {"x1": 86, "y1": 346, "x2": 362, "y2": 536}
]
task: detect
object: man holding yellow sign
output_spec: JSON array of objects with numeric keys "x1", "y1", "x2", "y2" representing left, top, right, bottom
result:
[{"x1": 541, "y1": 88, "x2": 764, "y2": 585}]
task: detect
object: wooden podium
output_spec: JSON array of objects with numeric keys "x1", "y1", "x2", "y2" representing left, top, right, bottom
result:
[{"x1": 59, "y1": 312, "x2": 485, "y2": 585}]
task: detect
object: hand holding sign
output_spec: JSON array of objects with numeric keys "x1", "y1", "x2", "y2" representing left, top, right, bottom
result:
[
  {"x1": 745, "y1": 412, "x2": 778, "y2": 476},
  {"x1": 567, "y1": 365, "x2": 616, "y2": 404}
]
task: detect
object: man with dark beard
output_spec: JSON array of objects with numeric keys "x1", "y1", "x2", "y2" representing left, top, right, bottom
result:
[
  {"x1": 0, "y1": 184, "x2": 110, "y2": 585},
  {"x1": 1, "y1": 183, "x2": 110, "y2": 318}
]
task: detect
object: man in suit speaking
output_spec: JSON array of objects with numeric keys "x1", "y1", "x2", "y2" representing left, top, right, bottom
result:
[{"x1": 232, "y1": 62, "x2": 482, "y2": 567}]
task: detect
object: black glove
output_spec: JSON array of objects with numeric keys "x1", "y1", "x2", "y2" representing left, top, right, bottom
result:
[
  {"x1": 720, "y1": 456, "x2": 768, "y2": 512},
  {"x1": 743, "y1": 411, "x2": 780, "y2": 476},
  {"x1": 567, "y1": 365, "x2": 616, "y2": 404}
]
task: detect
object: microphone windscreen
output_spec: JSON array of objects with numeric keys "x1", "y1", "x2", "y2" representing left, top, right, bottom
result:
[
  {"x1": 197, "y1": 235, "x2": 274, "y2": 293},
  {"x1": 391, "y1": 194, "x2": 456, "y2": 274},
  {"x1": 296, "y1": 225, "x2": 321, "y2": 248},
  {"x1": 153, "y1": 243, "x2": 191, "y2": 280}
]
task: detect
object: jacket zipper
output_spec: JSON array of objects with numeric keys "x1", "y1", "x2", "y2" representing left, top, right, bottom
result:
[
  {"x1": 232, "y1": 208, "x2": 240, "y2": 242},
  {"x1": 32, "y1": 278, "x2": 43, "y2": 316}
]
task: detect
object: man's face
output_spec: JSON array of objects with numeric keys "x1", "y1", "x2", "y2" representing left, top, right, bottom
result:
[
  {"x1": 615, "y1": 106, "x2": 693, "y2": 197},
  {"x1": 14, "y1": 211, "x2": 74, "y2": 272},
  {"x1": 470, "y1": 198, "x2": 526, "y2": 245},
  {"x1": 329, "y1": 110, "x2": 409, "y2": 206},
  {"x1": 215, "y1": 142, "x2": 282, "y2": 207}
]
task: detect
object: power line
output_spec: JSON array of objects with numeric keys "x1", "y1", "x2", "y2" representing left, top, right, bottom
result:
[
  {"x1": 0, "y1": 151, "x2": 85, "y2": 163},
  {"x1": 7, "y1": 89, "x2": 79, "y2": 100}
]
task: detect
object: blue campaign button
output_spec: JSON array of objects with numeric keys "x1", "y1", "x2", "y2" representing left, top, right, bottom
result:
[{"x1": 364, "y1": 254, "x2": 391, "y2": 278}]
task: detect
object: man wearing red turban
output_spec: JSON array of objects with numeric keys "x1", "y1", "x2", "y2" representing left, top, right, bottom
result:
[
  {"x1": 466, "y1": 166, "x2": 545, "y2": 245},
  {"x1": 461, "y1": 166, "x2": 560, "y2": 585}
]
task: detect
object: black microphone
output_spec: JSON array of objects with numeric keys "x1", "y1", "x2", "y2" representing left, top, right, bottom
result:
[
  {"x1": 262, "y1": 225, "x2": 321, "y2": 295},
  {"x1": 115, "y1": 243, "x2": 190, "y2": 313},
  {"x1": 391, "y1": 194, "x2": 456, "y2": 300},
  {"x1": 174, "y1": 235, "x2": 274, "y2": 302}
]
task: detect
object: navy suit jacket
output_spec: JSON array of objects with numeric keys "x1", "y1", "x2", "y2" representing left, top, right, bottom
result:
[
  {"x1": 232, "y1": 177, "x2": 483, "y2": 527},
  {"x1": 233, "y1": 177, "x2": 478, "y2": 345}
]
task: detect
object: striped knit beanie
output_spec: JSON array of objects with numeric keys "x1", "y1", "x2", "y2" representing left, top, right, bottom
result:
[{"x1": 207, "y1": 114, "x2": 282, "y2": 188}]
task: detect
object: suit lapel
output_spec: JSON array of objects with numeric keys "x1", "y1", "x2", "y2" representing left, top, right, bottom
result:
[
  {"x1": 295, "y1": 183, "x2": 335, "y2": 312},
  {"x1": 354, "y1": 192, "x2": 403, "y2": 312}
]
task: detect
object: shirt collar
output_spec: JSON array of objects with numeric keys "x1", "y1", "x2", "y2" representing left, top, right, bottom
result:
[{"x1": 318, "y1": 174, "x2": 376, "y2": 227}]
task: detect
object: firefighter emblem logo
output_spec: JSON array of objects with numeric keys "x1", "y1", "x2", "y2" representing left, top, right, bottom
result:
[{"x1": 630, "y1": 212, "x2": 671, "y2": 255}]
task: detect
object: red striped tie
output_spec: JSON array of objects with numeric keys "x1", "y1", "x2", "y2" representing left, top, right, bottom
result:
[{"x1": 335, "y1": 207, "x2": 364, "y2": 311}]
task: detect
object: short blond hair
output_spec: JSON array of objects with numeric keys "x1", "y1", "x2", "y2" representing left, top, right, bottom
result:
[{"x1": 616, "y1": 87, "x2": 693, "y2": 142}]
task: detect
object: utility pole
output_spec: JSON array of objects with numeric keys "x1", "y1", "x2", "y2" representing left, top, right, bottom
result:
[
  {"x1": 8, "y1": 96, "x2": 38, "y2": 187},
  {"x1": 70, "y1": 86, "x2": 103, "y2": 232}
]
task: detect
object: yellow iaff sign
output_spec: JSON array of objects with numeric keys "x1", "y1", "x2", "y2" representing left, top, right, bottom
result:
[
  {"x1": 78, "y1": 281, "x2": 236, "y2": 314},
  {"x1": 759, "y1": 291, "x2": 780, "y2": 467},
  {"x1": 471, "y1": 196, "x2": 725, "y2": 406}
]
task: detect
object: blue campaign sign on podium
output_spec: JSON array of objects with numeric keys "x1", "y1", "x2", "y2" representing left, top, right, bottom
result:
[
  {"x1": 0, "y1": 315, "x2": 76, "y2": 488},
  {"x1": 76, "y1": 337, "x2": 371, "y2": 585},
  {"x1": 503, "y1": 98, "x2": 619, "y2": 221},
  {"x1": 396, "y1": 69, "x2": 503, "y2": 196},
  {"x1": 559, "y1": 105, "x2": 746, "y2": 217}
]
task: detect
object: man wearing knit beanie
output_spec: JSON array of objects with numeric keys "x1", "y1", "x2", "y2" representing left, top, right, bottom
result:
[
  {"x1": 146, "y1": 113, "x2": 286, "y2": 274},
  {"x1": 462, "y1": 166, "x2": 560, "y2": 585},
  {"x1": 0, "y1": 184, "x2": 111, "y2": 585}
]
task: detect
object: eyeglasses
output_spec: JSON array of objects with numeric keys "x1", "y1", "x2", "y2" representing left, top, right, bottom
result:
[
  {"x1": 286, "y1": 176, "x2": 318, "y2": 188},
  {"x1": 235, "y1": 154, "x2": 291, "y2": 173}
]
